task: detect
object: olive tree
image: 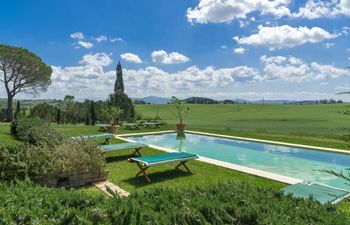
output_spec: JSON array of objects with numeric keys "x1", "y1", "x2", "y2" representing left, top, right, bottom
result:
[{"x1": 0, "y1": 45, "x2": 52, "y2": 121}]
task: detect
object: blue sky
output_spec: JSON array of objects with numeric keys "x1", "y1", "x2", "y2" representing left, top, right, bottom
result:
[{"x1": 1, "y1": 0, "x2": 350, "y2": 101}]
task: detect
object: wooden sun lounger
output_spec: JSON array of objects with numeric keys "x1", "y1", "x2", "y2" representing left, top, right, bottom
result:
[
  {"x1": 72, "y1": 133, "x2": 115, "y2": 144},
  {"x1": 124, "y1": 123, "x2": 140, "y2": 130},
  {"x1": 143, "y1": 122, "x2": 161, "y2": 128},
  {"x1": 128, "y1": 152, "x2": 199, "y2": 182},
  {"x1": 100, "y1": 142, "x2": 148, "y2": 156},
  {"x1": 96, "y1": 123, "x2": 109, "y2": 131}
]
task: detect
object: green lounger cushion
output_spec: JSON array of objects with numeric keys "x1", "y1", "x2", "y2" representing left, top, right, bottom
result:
[
  {"x1": 100, "y1": 142, "x2": 147, "y2": 152},
  {"x1": 130, "y1": 152, "x2": 199, "y2": 166},
  {"x1": 282, "y1": 182, "x2": 350, "y2": 204},
  {"x1": 72, "y1": 133, "x2": 115, "y2": 141}
]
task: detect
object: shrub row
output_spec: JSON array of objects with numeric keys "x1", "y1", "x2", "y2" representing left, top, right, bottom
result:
[
  {"x1": 0, "y1": 140, "x2": 106, "y2": 183},
  {"x1": 2, "y1": 118, "x2": 106, "y2": 185},
  {"x1": 11, "y1": 118, "x2": 65, "y2": 146},
  {"x1": 0, "y1": 181, "x2": 348, "y2": 225}
]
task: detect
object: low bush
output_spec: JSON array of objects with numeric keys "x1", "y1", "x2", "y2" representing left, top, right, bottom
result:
[
  {"x1": 11, "y1": 118, "x2": 66, "y2": 146},
  {"x1": 0, "y1": 181, "x2": 348, "y2": 224},
  {"x1": 0, "y1": 140, "x2": 106, "y2": 183}
]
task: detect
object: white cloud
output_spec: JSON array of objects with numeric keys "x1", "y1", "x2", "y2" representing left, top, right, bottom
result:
[
  {"x1": 151, "y1": 50, "x2": 190, "y2": 64},
  {"x1": 233, "y1": 47, "x2": 246, "y2": 54},
  {"x1": 92, "y1": 35, "x2": 108, "y2": 42},
  {"x1": 70, "y1": 32, "x2": 84, "y2": 39},
  {"x1": 323, "y1": 42, "x2": 335, "y2": 48},
  {"x1": 120, "y1": 53, "x2": 143, "y2": 64},
  {"x1": 261, "y1": 55, "x2": 350, "y2": 82},
  {"x1": 220, "y1": 45, "x2": 228, "y2": 49},
  {"x1": 79, "y1": 53, "x2": 112, "y2": 67},
  {"x1": 187, "y1": 0, "x2": 291, "y2": 24},
  {"x1": 110, "y1": 37, "x2": 124, "y2": 42},
  {"x1": 293, "y1": 0, "x2": 350, "y2": 19},
  {"x1": 76, "y1": 41, "x2": 94, "y2": 49},
  {"x1": 38, "y1": 53, "x2": 350, "y2": 101},
  {"x1": 235, "y1": 25, "x2": 337, "y2": 50},
  {"x1": 348, "y1": 56, "x2": 350, "y2": 61},
  {"x1": 186, "y1": 0, "x2": 350, "y2": 24}
]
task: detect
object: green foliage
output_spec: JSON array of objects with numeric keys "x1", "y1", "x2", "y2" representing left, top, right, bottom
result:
[
  {"x1": 0, "y1": 44, "x2": 52, "y2": 121},
  {"x1": 0, "y1": 137, "x2": 105, "y2": 182},
  {"x1": 170, "y1": 96, "x2": 190, "y2": 124},
  {"x1": 0, "y1": 181, "x2": 348, "y2": 224},
  {"x1": 30, "y1": 102, "x2": 57, "y2": 122},
  {"x1": 11, "y1": 118, "x2": 65, "y2": 146},
  {"x1": 107, "y1": 92, "x2": 135, "y2": 121},
  {"x1": 100, "y1": 105, "x2": 123, "y2": 125}
]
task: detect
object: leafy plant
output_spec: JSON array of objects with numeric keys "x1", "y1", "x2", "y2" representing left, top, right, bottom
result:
[
  {"x1": 101, "y1": 106, "x2": 123, "y2": 126},
  {"x1": 170, "y1": 96, "x2": 190, "y2": 124},
  {"x1": 0, "y1": 181, "x2": 348, "y2": 224}
]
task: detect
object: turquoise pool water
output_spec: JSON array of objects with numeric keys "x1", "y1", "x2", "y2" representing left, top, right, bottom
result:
[{"x1": 127, "y1": 132, "x2": 350, "y2": 190}]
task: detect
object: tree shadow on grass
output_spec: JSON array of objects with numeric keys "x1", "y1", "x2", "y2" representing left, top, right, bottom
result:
[{"x1": 123, "y1": 168, "x2": 193, "y2": 188}]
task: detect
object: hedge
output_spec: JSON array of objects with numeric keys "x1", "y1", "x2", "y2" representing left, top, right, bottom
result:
[
  {"x1": 0, "y1": 181, "x2": 348, "y2": 225},
  {"x1": 10, "y1": 118, "x2": 65, "y2": 146}
]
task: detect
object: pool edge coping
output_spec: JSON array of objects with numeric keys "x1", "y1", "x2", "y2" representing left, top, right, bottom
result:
[{"x1": 116, "y1": 131, "x2": 302, "y2": 185}]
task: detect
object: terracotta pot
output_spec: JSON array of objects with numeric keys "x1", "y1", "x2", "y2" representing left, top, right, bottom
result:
[
  {"x1": 107, "y1": 125, "x2": 118, "y2": 134},
  {"x1": 176, "y1": 123, "x2": 186, "y2": 132}
]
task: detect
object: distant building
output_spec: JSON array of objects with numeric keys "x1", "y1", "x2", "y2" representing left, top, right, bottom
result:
[{"x1": 114, "y1": 62, "x2": 124, "y2": 93}]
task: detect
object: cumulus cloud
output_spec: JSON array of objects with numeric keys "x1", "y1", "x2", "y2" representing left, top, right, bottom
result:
[
  {"x1": 120, "y1": 53, "x2": 143, "y2": 64},
  {"x1": 187, "y1": 0, "x2": 291, "y2": 24},
  {"x1": 261, "y1": 55, "x2": 349, "y2": 82},
  {"x1": 76, "y1": 41, "x2": 94, "y2": 49},
  {"x1": 292, "y1": 0, "x2": 350, "y2": 19},
  {"x1": 233, "y1": 47, "x2": 246, "y2": 54},
  {"x1": 79, "y1": 53, "x2": 112, "y2": 67},
  {"x1": 234, "y1": 25, "x2": 337, "y2": 50},
  {"x1": 41, "y1": 53, "x2": 349, "y2": 100},
  {"x1": 186, "y1": 0, "x2": 350, "y2": 24},
  {"x1": 70, "y1": 32, "x2": 84, "y2": 39},
  {"x1": 151, "y1": 50, "x2": 190, "y2": 64}
]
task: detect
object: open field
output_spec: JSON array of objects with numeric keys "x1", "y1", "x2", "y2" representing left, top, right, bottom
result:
[{"x1": 137, "y1": 104, "x2": 350, "y2": 149}]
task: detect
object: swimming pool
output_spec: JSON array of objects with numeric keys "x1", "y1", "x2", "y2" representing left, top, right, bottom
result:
[{"x1": 127, "y1": 132, "x2": 350, "y2": 190}]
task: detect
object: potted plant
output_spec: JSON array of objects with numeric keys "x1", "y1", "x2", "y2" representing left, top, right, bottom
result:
[
  {"x1": 170, "y1": 96, "x2": 190, "y2": 132},
  {"x1": 102, "y1": 106, "x2": 123, "y2": 134}
]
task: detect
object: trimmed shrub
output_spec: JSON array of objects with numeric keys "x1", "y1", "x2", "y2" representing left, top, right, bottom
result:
[
  {"x1": 11, "y1": 118, "x2": 65, "y2": 146},
  {"x1": 0, "y1": 140, "x2": 106, "y2": 183},
  {"x1": 0, "y1": 181, "x2": 348, "y2": 224}
]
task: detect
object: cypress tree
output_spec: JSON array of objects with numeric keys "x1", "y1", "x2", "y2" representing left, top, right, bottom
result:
[
  {"x1": 56, "y1": 108, "x2": 61, "y2": 125},
  {"x1": 14, "y1": 101, "x2": 21, "y2": 119},
  {"x1": 90, "y1": 101, "x2": 97, "y2": 125},
  {"x1": 114, "y1": 62, "x2": 124, "y2": 93}
]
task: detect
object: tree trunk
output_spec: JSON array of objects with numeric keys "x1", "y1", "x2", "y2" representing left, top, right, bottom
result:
[{"x1": 6, "y1": 95, "x2": 14, "y2": 122}]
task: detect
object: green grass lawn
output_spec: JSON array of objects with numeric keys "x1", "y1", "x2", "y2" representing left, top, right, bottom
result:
[
  {"x1": 137, "y1": 104, "x2": 350, "y2": 150},
  {"x1": 0, "y1": 122, "x2": 22, "y2": 146}
]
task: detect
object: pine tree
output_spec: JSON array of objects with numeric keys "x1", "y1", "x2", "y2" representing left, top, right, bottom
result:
[
  {"x1": 90, "y1": 101, "x2": 97, "y2": 125},
  {"x1": 114, "y1": 62, "x2": 124, "y2": 93}
]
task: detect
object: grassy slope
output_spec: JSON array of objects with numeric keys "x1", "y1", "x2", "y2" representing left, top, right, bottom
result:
[{"x1": 137, "y1": 104, "x2": 350, "y2": 149}]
